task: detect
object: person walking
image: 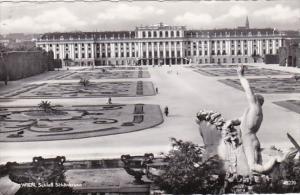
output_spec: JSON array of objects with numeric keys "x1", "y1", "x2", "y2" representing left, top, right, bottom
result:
[
  {"x1": 164, "y1": 106, "x2": 169, "y2": 117},
  {"x1": 108, "y1": 97, "x2": 112, "y2": 104},
  {"x1": 156, "y1": 87, "x2": 158, "y2": 94}
]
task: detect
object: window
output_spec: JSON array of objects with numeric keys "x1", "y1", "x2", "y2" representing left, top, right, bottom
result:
[
  {"x1": 244, "y1": 50, "x2": 248, "y2": 55},
  {"x1": 115, "y1": 53, "x2": 118, "y2": 57},
  {"x1": 232, "y1": 58, "x2": 235, "y2": 63},
  {"x1": 154, "y1": 31, "x2": 157, "y2": 37},
  {"x1": 176, "y1": 31, "x2": 180, "y2": 37},
  {"x1": 171, "y1": 31, "x2": 174, "y2": 37},
  {"x1": 88, "y1": 53, "x2": 91, "y2": 58},
  {"x1": 222, "y1": 50, "x2": 226, "y2": 55},
  {"x1": 56, "y1": 54, "x2": 59, "y2": 59},
  {"x1": 148, "y1": 31, "x2": 151, "y2": 38},
  {"x1": 143, "y1": 32, "x2": 146, "y2": 38},
  {"x1": 159, "y1": 31, "x2": 163, "y2": 37},
  {"x1": 75, "y1": 53, "x2": 78, "y2": 58},
  {"x1": 269, "y1": 49, "x2": 273, "y2": 54},
  {"x1": 165, "y1": 31, "x2": 169, "y2": 37},
  {"x1": 231, "y1": 50, "x2": 235, "y2": 55},
  {"x1": 82, "y1": 53, "x2": 85, "y2": 58}
]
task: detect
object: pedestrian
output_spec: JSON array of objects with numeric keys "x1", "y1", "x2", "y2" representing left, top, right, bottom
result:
[
  {"x1": 156, "y1": 87, "x2": 158, "y2": 94},
  {"x1": 164, "y1": 106, "x2": 169, "y2": 117},
  {"x1": 108, "y1": 97, "x2": 112, "y2": 104}
]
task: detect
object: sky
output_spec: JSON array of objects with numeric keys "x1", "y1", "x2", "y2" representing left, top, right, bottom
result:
[{"x1": 0, "y1": 0, "x2": 299, "y2": 34}]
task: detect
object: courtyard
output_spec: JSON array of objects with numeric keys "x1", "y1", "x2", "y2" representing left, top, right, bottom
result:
[{"x1": 0, "y1": 63, "x2": 299, "y2": 164}]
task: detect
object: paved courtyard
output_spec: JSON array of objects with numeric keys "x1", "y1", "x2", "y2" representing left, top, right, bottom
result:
[{"x1": 0, "y1": 63, "x2": 299, "y2": 164}]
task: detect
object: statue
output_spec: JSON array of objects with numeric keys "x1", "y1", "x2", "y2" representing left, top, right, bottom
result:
[
  {"x1": 121, "y1": 153, "x2": 154, "y2": 184},
  {"x1": 196, "y1": 65, "x2": 298, "y2": 176}
]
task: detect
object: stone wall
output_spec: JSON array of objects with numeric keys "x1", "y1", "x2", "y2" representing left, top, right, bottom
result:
[{"x1": 0, "y1": 50, "x2": 54, "y2": 81}]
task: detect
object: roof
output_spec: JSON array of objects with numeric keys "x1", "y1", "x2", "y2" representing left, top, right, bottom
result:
[
  {"x1": 185, "y1": 28, "x2": 281, "y2": 37},
  {"x1": 40, "y1": 31, "x2": 135, "y2": 40}
]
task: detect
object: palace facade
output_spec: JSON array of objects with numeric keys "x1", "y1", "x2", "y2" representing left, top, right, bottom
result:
[{"x1": 36, "y1": 20, "x2": 297, "y2": 66}]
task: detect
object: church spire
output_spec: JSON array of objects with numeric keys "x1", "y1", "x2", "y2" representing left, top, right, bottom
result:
[{"x1": 245, "y1": 16, "x2": 250, "y2": 29}]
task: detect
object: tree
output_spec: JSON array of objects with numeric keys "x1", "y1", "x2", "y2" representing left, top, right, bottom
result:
[{"x1": 154, "y1": 138, "x2": 225, "y2": 194}]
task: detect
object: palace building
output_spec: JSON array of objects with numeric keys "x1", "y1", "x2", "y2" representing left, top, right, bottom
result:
[{"x1": 36, "y1": 19, "x2": 298, "y2": 66}]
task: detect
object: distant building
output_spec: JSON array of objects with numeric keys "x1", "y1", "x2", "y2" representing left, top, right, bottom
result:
[{"x1": 36, "y1": 18, "x2": 300, "y2": 66}]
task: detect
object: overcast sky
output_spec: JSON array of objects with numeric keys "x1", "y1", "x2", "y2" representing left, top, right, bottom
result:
[{"x1": 0, "y1": 0, "x2": 299, "y2": 34}]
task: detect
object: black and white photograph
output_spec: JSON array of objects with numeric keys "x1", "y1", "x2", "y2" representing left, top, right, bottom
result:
[{"x1": 0, "y1": 0, "x2": 300, "y2": 194}]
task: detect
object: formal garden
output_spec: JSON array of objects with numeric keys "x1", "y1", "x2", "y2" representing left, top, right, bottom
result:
[
  {"x1": 0, "y1": 80, "x2": 155, "y2": 98},
  {"x1": 219, "y1": 77, "x2": 300, "y2": 93},
  {"x1": 48, "y1": 70, "x2": 150, "y2": 80},
  {"x1": 0, "y1": 101, "x2": 163, "y2": 142}
]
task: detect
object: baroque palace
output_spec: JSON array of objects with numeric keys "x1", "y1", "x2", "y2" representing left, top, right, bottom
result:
[{"x1": 36, "y1": 19, "x2": 295, "y2": 66}]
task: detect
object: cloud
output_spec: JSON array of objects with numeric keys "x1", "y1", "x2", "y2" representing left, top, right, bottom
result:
[
  {"x1": 253, "y1": 4, "x2": 300, "y2": 23},
  {"x1": 226, "y1": 5, "x2": 248, "y2": 18},
  {"x1": 96, "y1": 4, "x2": 165, "y2": 22},
  {"x1": 174, "y1": 13, "x2": 213, "y2": 28},
  {"x1": 0, "y1": 7, "x2": 86, "y2": 33},
  {"x1": 174, "y1": 5, "x2": 248, "y2": 28}
]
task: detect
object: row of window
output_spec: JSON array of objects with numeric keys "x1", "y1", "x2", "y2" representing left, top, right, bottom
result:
[
  {"x1": 142, "y1": 30, "x2": 181, "y2": 38},
  {"x1": 56, "y1": 47, "x2": 279, "y2": 60},
  {"x1": 41, "y1": 38, "x2": 280, "y2": 49}
]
